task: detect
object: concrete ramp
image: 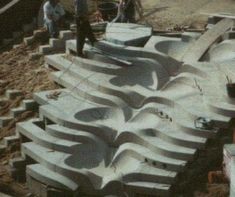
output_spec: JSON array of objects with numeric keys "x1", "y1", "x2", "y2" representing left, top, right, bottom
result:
[{"x1": 182, "y1": 18, "x2": 234, "y2": 63}]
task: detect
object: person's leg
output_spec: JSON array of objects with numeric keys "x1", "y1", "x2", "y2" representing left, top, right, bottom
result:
[
  {"x1": 46, "y1": 20, "x2": 58, "y2": 38},
  {"x1": 84, "y1": 19, "x2": 97, "y2": 45},
  {"x1": 76, "y1": 17, "x2": 86, "y2": 56}
]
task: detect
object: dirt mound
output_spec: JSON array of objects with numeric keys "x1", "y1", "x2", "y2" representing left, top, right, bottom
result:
[{"x1": 0, "y1": 43, "x2": 58, "y2": 99}]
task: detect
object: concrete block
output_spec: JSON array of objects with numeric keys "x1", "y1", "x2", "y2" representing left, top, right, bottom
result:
[
  {"x1": 22, "y1": 100, "x2": 38, "y2": 111},
  {"x1": 49, "y1": 38, "x2": 65, "y2": 49},
  {"x1": 59, "y1": 30, "x2": 74, "y2": 41},
  {"x1": 24, "y1": 36, "x2": 35, "y2": 45},
  {"x1": 39, "y1": 45, "x2": 54, "y2": 55},
  {"x1": 105, "y1": 23, "x2": 153, "y2": 46},
  {"x1": 6, "y1": 90, "x2": 23, "y2": 99},
  {"x1": 10, "y1": 107, "x2": 26, "y2": 118},
  {"x1": 0, "y1": 117, "x2": 13, "y2": 128},
  {"x1": 33, "y1": 29, "x2": 48, "y2": 40},
  {"x1": 9, "y1": 157, "x2": 26, "y2": 169},
  {"x1": 4, "y1": 135, "x2": 20, "y2": 147}
]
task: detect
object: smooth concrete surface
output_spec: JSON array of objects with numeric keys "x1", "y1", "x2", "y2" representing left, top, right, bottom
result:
[
  {"x1": 105, "y1": 23, "x2": 152, "y2": 46},
  {"x1": 16, "y1": 20, "x2": 235, "y2": 196}
]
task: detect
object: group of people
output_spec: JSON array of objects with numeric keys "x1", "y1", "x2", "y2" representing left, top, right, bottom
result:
[{"x1": 43, "y1": 0, "x2": 143, "y2": 57}]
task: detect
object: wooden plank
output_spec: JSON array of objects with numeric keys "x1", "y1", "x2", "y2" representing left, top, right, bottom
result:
[{"x1": 182, "y1": 18, "x2": 234, "y2": 63}]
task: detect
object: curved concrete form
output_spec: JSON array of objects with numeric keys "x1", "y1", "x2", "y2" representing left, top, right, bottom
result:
[{"x1": 16, "y1": 22, "x2": 235, "y2": 196}]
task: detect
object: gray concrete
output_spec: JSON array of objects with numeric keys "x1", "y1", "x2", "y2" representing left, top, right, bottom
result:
[
  {"x1": 105, "y1": 23, "x2": 152, "y2": 46},
  {"x1": 15, "y1": 19, "x2": 235, "y2": 196}
]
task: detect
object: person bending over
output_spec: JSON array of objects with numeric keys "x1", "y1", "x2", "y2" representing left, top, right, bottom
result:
[{"x1": 43, "y1": 0, "x2": 65, "y2": 38}]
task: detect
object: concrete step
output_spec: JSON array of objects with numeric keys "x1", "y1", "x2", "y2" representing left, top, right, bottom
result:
[
  {"x1": 17, "y1": 121, "x2": 80, "y2": 153},
  {"x1": 45, "y1": 53, "x2": 121, "y2": 75},
  {"x1": 27, "y1": 164, "x2": 78, "y2": 191},
  {"x1": 49, "y1": 38, "x2": 65, "y2": 50},
  {"x1": 123, "y1": 164, "x2": 176, "y2": 184},
  {"x1": 5, "y1": 90, "x2": 23, "y2": 100},
  {"x1": 22, "y1": 142, "x2": 174, "y2": 195},
  {"x1": 39, "y1": 45, "x2": 54, "y2": 55},
  {"x1": 24, "y1": 36, "x2": 34, "y2": 45},
  {"x1": 46, "y1": 124, "x2": 99, "y2": 143},
  {"x1": 22, "y1": 99, "x2": 38, "y2": 111},
  {"x1": 9, "y1": 157, "x2": 26, "y2": 169},
  {"x1": 147, "y1": 125, "x2": 206, "y2": 149},
  {"x1": 47, "y1": 57, "x2": 137, "y2": 107},
  {"x1": 0, "y1": 116, "x2": 13, "y2": 128},
  {"x1": 3, "y1": 134, "x2": 20, "y2": 147},
  {"x1": 10, "y1": 107, "x2": 26, "y2": 118},
  {"x1": 142, "y1": 136, "x2": 195, "y2": 161},
  {"x1": 112, "y1": 143, "x2": 186, "y2": 172},
  {"x1": 59, "y1": 30, "x2": 74, "y2": 41},
  {"x1": 50, "y1": 71, "x2": 119, "y2": 107}
]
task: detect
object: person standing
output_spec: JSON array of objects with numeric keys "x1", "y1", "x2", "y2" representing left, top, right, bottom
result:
[
  {"x1": 114, "y1": 0, "x2": 136, "y2": 23},
  {"x1": 43, "y1": 0, "x2": 65, "y2": 38},
  {"x1": 74, "y1": 0, "x2": 97, "y2": 58}
]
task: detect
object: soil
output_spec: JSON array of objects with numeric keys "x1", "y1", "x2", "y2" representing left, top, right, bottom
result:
[
  {"x1": 0, "y1": 43, "x2": 58, "y2": 99},
  {"x1": 142, "y1": 0, "x2": 235, "y2": 30},
  {"x1": 1, "y1": 0, "x2": 235, "y2": 196}
]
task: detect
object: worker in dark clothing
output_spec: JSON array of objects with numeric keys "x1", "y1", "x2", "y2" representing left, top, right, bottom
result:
[
  {"x1": 114, "y1": 0, "x2": 136, "y2": 23},
  {"x1": 74, "y1": 0, "x2": 97, "y2": 57},
  {"x1": 123, "y1": 0, "x2": 136, "y2": 23}
]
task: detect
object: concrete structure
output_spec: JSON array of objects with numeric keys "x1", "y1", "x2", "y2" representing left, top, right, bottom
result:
[{"x1": 13, "y1": 19, "x2": 235, "y2": 196}]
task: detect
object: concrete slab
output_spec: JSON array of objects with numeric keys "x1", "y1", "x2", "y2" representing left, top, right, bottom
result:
[{"x1": 105, "y1": 23, "x2": 152, "y2": 46}]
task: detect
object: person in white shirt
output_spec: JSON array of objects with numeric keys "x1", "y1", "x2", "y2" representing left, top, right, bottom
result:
[{"x1": 43, "y1": 0, "x2": 65, "y2": 38}]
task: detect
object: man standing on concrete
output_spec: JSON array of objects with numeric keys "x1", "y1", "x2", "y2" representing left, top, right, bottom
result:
[
  {"x1": 43, "y1": 0, "x2": 65, "y2": 38},
  {"x1": 74, "y1": 0, "x2": 97, "y2": 58}
]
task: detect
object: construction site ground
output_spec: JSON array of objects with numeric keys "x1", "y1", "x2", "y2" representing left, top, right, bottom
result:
[{"x1": 1, "y1": 0, "x2": 235, "y2": 196}]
